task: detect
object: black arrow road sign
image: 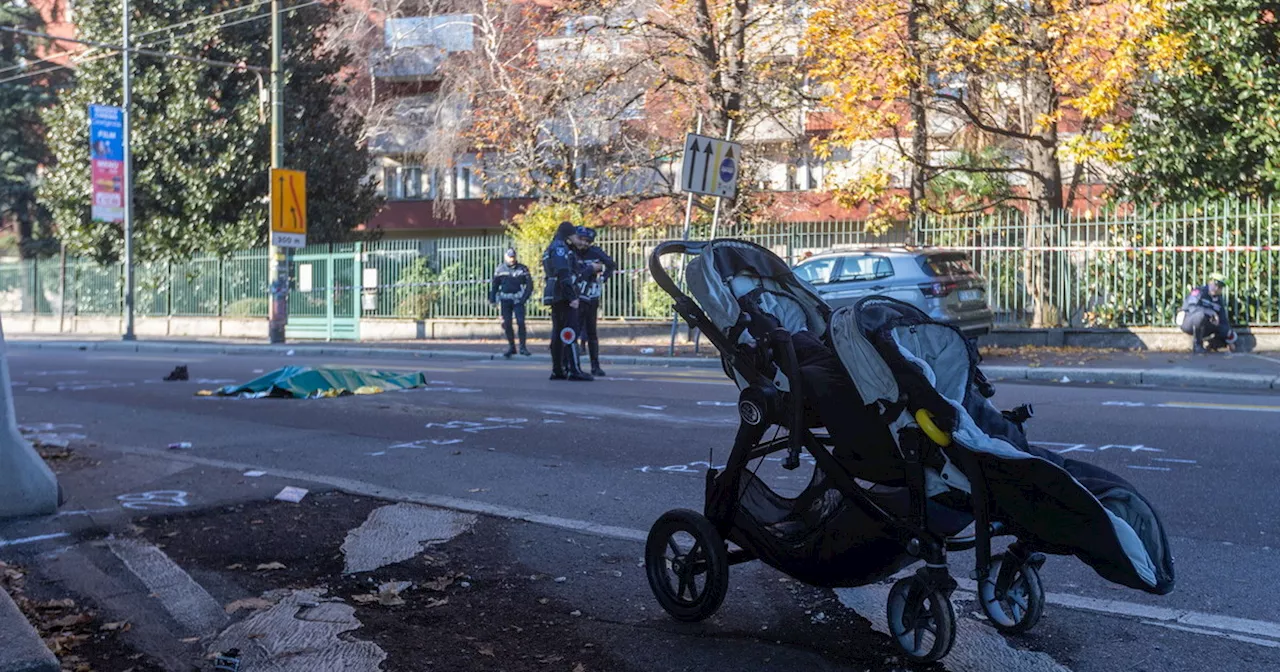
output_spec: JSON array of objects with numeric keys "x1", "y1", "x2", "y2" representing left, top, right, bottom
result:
[
  {"x1": 685, "y1": 139, "x2": 701, "y2": 190},
  {"x1": 700, "y1": 140, "x2": 714, "y2": 193}
]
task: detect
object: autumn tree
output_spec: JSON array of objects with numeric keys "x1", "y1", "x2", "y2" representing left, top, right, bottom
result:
[
  {"x1": 807, "y1": 0, "x2": 1181, "y2": 325},
  {"x1": 1121, "y1": 0, "x2": 1280, "y2": 203}
]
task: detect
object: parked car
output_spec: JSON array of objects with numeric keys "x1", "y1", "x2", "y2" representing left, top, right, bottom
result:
[{"x1": 792, "y1": 247, "x2": 995, "y2": 337}]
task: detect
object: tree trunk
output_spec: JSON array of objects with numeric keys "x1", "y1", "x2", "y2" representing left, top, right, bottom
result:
[
  {"x1": 1022, "y1": 12, "x2": 1065, "y2": 328},
  {"x1": 907, "y1": 0, "x2": 928, "y2": 235}
]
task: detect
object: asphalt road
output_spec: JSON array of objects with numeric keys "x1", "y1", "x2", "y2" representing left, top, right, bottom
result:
[{"x1": 5, "y1": 348, "x2": 1279, "y2": 672}]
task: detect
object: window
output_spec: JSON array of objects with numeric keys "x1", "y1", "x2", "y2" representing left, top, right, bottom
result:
[
  {"x1": 794, "y1": 257, "x2": 838, "y2": 285},
  {"x1": 837, "y1": 256, "x2": 894, "y2": 282},
  {"x1": 383, "y1": 167, "x2": 404, "y2": 200},
  {"x1": 383, "y1": 165, "x2": 425, "y2": 200},
  {"x1": 922, "y1": 254, "x2": 975, "y2": 277}
]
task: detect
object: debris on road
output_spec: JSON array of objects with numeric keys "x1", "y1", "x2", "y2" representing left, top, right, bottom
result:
[
  {"x1": 243, "y1": 470, "x2": 266, "y2": 478},
  {"x1": 209, "y1": 366, "x2": 441, "y2": 400},
  {"x1": 274, "y1": 486, "x2": 309, "y2": 503},
  {"x1": 340, "y1": 503, "x2": 476, "y2": 574},
  {"x1": 163, "y1": 365, "x2": 190, "y2": 381},
  {"x1": 167, "y1": 442, "x2": 194, "y2": 450}
]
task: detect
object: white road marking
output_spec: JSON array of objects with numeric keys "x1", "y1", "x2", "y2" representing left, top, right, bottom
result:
[
  {"x1": 638, "y1": 405, "x2": 666, "y2": 411},
  {"x1": 1243, "y1": 353, "x2": 1280, "y2": 367},
  {"x1": 1143, "y1": 621, "x2": 1280, "y2": 648},
  {"x1": 100, "y1": 444, "x2": 1280, "y2": 652},
  {"x1": 835, "y1": 583, "x2": 1070, "y2": 672},
  {"x1": 0, "y1": 532, "x2": 70, "y2": 547},
  {"x1": 1126, "y1": 465, "x2": 1172, "y2": 472},
  {"x1": 1153, "y1": 458, "x2": 1198, "y2": 464},
  {"x1": 1159, "y1": 402, "x2": 1280, "y2": 413},
  {"x1": 107, "y1": 537, "x2": 228, "y2": 636}
]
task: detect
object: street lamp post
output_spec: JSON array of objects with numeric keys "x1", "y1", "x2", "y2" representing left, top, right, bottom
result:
[
  {"x1": 267, "y1": 0, "x2": 289, "y2": 344},
  {"x1": 122, "y1": 0, "x2": 135, "y2": 341}
]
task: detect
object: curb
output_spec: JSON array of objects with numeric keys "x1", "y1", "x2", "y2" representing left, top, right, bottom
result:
[
  {"x1": 982, "y1": 365, "x2": 1279, "y2": 392},
  {"x1": 10, "y1": 340, "x2": 1277, "y2": 391},
  {"x1": 7, "y1": 340, "x2": 727, "y2": 370},
  {"x1": 0, "y1": 588, "x2": 59, "y2": 672}
]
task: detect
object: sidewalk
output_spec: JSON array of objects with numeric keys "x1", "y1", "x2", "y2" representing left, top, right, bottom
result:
[{"x1": 10, "y1": 335, "x2": 1280, "y2": 392}]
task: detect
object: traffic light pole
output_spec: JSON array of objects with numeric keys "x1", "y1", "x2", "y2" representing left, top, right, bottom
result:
[{"x1": 268, "y1": 0, "x2": 289, "y2": 343}]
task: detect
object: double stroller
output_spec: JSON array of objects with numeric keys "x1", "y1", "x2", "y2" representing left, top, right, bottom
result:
[{"x1": 643, "y1": 239, "x2": 1175, "y2": 663}]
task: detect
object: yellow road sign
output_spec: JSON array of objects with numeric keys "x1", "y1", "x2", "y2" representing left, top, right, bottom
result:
[{"x1": 270, "y1": 168, "x2": 307, "y2": 248}]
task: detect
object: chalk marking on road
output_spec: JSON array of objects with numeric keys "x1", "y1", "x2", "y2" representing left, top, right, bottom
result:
[
  {"x1": 367, "y1": 451, "x2": 387, "y2": 456},
  {"x1": 1102, "y1": 401, "x2": 1147, "y2": 407},
  {"x1": 107, "y1": 537, "x2": 228, "y2": 637},
  {"x1": 1097, "y1": 443, "x2": 1163, "y2": 453},
  {"x1": 638, "y1": 405, "x2": 666, "y2": 411},
  {"x1": 53, "y1": 508, "x2": 117, "y2": 517},
  {"x1": 696, "y1": 400, "x2": 736, "y2": 407},
  {"x1": 116, "y1": 490, "x2": 189, "y2": 510},
  {"x1": 94, "y1": 443, "x2": 1280, "y2": 651},
  {"x1": 1126, "y1": 465, "x2": 1172, "y2": 472},
  {"x1": 1153, "y1": 458, "x2": 1198, "y2": 464},
  {"x1": 0, "y1": 532, "x2": 71, "y2": 547},
  {"x1": 1158, "y1": 401, "x2": 1280, "y2": 413}
]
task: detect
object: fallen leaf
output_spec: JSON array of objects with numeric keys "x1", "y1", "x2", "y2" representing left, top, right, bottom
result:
[
  {"x1": 256, "y1": 562, "x2": 287, "y2": 571},
  {"x1": 48, "y1": 613, "x2": 94, "y2": 628},
  {"x1": 247, "y1": 633, "x2": 266, "y2": 640},
  {"x1": 100, "y1": 621, "x2": 130, "y2": 632},
  {"x1": 40, "y1": 598, "x2": 76, "y2": 610},
  {"x1": 467, "y1": 488, "x2": 489, "y2": 493},
  {"x1": 179, "y1": 637, "x2": 200, "y2": 644},
  {"x1": 424, "y1": 576, "x2": 454, "y2": 592},
  {"x1": 539, "y1": 654, "x2": 564, "y2": 664},
  {"x1": 225, "y1": 563, "x2": 245, "y2": 570},
  {"x1": 475, "y1": 643, "x2": 495, "y2": 657},
  {"x1": 351, "y1": 594, "x2": 379, "y2": 604},
  {"x1": 425, "y1": 597, "x2": 449, "y2": 608},
  {"x1": 574, "y1": 664, "x2": 587, "y2": 672},
  {"x1": 224, "y1": 598, "x2": 273, "y2": 614}
]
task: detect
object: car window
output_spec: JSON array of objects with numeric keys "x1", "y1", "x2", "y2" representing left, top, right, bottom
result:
[
  {"x1": 794, "y1": 258, "x2": 838, "y2": 285},
  {"x1": 836, "y1": 256, "x2": 894, "y2": 282},
  {"x1": 923, "y1": 254, "x2": 975, "y2": 277}
]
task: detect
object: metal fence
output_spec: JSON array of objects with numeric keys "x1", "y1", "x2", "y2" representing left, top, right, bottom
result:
[{"x1": 4, "y1": 199, "x2": 1278, "y2": 328}]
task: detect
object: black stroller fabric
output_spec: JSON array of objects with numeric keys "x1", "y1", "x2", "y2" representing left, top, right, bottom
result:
[{"x1": 840, "y1": 297, "x2": 1175, "y2": 595}]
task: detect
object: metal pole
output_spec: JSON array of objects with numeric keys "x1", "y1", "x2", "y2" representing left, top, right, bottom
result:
[
  {"x1": 697, "y1": 119, "x2": 734, "y2": 355},
  {"x1": 121, "y1": 0, "x2": 135, "y2": 341},
  {"x1": 58, "y1": 245, "x2": 66, "y2": 333},
  {"x1": 670, "y1": 115, "x2": 703, "y2": 357},
  {"x1": 267, "y1": 0, "x2": 289, "y2": 343}
]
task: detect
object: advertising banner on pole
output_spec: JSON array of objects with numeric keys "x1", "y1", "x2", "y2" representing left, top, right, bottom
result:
[{"x1": 89, "y1": 104, "x2": 125, "y2": 223}]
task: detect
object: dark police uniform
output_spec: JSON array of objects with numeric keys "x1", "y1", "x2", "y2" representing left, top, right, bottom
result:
[
  {"x1": 1179, "y1": 283, "x2": 1234, "y2": 352},
  {"x1": 489, "y1": 254, "x2": 532, "y2": 356},
  {"x1": 542, "y1": 222, "x2": 591, "y2": 380},
  {"x1": 573, "y1": 229, "x2": 617, "y2": 376}
]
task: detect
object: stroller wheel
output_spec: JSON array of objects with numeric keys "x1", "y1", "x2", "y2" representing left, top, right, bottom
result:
[
  {"x1": 645, "y1": 509, "x2": 729, "y2": 622},
  {"x1": 886, "y1": 575, "x2": 956, "y2": 663},
  {"x1": 979, "y1": 551, "x2": 1045, "y2": 634}
]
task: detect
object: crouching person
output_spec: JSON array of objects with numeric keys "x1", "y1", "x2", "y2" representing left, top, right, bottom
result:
[{"x1": 1179, "y1": 273, "x2": 1237, "y2": 353}]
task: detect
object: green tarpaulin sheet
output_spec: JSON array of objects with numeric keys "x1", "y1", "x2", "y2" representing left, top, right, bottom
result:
[{"x1": 212, "y1": 366, "x2": 432, "y2": 399}]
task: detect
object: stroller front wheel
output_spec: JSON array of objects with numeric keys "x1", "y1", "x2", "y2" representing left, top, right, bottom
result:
[
  {"x1": 645, "y1": 509, "x2": 730, "y2": 622},
  {"x1": 886, "y1": 574, "x2": 956, "y2": 663},
  {"x1": 979, "y1": 551, "x2": 1045, "y2": 634}
]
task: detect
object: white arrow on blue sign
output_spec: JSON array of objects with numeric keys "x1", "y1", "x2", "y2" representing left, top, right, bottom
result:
[{"x1": 680, "y1": 133, "x2": 741, "y2": 199}]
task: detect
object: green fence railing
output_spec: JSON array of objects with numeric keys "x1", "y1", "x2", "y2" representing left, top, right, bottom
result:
[{"x1": 5, "y1": 199, "x2": 1278, "y2": 329}]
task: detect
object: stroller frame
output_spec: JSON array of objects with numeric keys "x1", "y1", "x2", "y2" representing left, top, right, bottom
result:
[{"x1": 644, "y1": 240, "x2": 1046, "y2": 663}]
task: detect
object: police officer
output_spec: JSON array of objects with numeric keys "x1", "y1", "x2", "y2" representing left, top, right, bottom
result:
[
  {"x1": 489, "y1": 247, "x2": 533, "y2": 358},
  {"x1": 571, "y1": 227, "x2": 617, "y2": 377},
  {"x1": 1179, "y1": 272, "x2": 1237, "y2": 353},
  {"x1": 542, "y1": 222, "x2": 600, "y2": 381}
]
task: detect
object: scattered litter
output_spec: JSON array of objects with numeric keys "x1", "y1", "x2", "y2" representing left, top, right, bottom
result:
[
  {"x1": 353, "y1": 386, "x2": 384, "y2": 395},
  {"x1": 424, "y1": 576, "x2": 454, "y2": 592},
  {"x1": 256, "y1": 562, "x2": 287, "y2": 571},
  {"x1": 163, "y1": 365, "x2": 190, "y2": 382},
  {"x1": 538, "y1": 598, "x2": 549, "y2": 605},
  {"x1": 252, "y1": 369, "x2": 265, "y2": 374},
  {"x1": 467, "y1": 488, "x2": 489, "y2": 493},
  {"x1": 1060, "y1": 376, "x2": 1072, "y2": 383},
  {"x1": 459, "y1": 581, "x2": 471, "y2": 588},
  {"x1": 475, "y1": 643, "x2": 495, "y2": 657},
  {"x1": 196, "y1": 390, "x2": 215, "y2": 396},
  {"x1": 286, "y1": 350, "x2": 295, "y2": 356},
  {"x1": 610, "y1": 570, "x2": 623, "y2": 578},
  {"x1": 811, "y1": 611, "x2": 828, "y2": 624},
  {"x1": 167, "y1": 442, "x2": 194, "y2": 450},
  {"x1": 639, "y1": 347, "x2": 655, "y2": 354},
  {"x1": 372, "y1": 581, "x2": 413, "y2": 606},
  {"x1": 243, "y1": 470, "x2": 266, "y2": 478},
  {"x1": 570, "y1": 609, "x2": 583, "y2": 617},
  {"x1": 554, "y1": 576, "x2": 568, "y2": 583},
  {"x1": 638, "y1": 405, "x2": 666, "y2": 411},
  {"x1": 274, "y1": 486, "x2": 309, "y2": 503},
  {"x1": 213, "y1": 649, "x2": 242, "y2": 672},
  {"x1": 425, "y1": 597, "x2": 448, "y2": 608}
]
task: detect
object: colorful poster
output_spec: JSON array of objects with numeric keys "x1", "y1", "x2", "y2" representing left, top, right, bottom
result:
[{"x1": 89, "y1": 104, "x2": 125, "y2": 223}]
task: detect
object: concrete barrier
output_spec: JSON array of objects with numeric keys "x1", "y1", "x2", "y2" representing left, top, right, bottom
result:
[{"x1": 0, "y1": 317, "x2": 60, "y2": 520}]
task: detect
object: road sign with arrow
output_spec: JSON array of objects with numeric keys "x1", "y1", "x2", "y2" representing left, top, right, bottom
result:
[
  {"x1": 270, "y1": 168, "x2": 307, "y2": 248},
  {"x1": 680, "y1": 133, "x2": 741, "y2": 199}
]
